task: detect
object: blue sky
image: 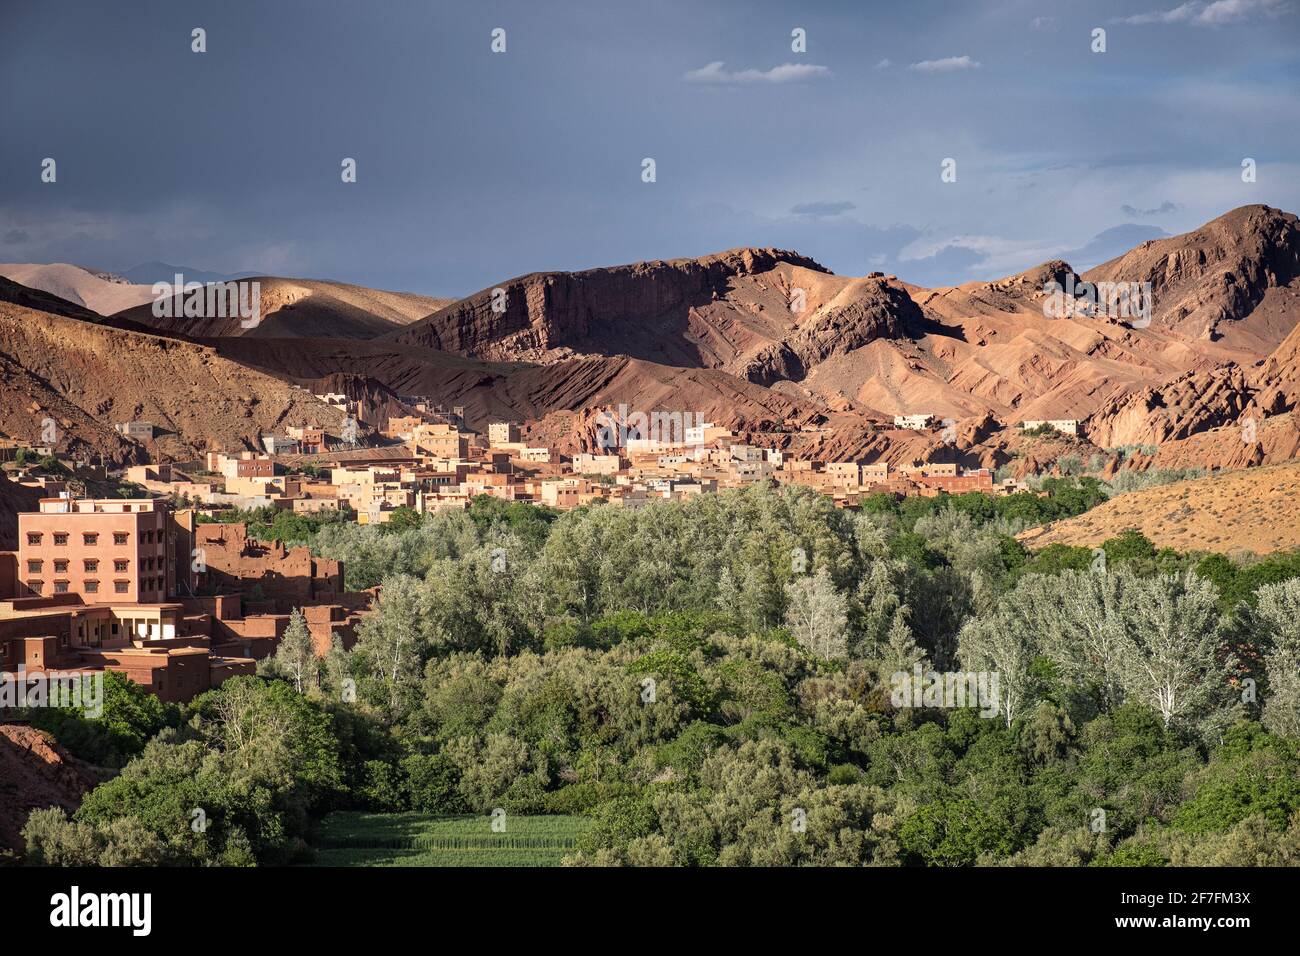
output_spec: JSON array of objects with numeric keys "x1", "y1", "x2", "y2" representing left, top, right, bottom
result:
[{"x1": 2, "y1": 0, "x2": 1298, "y2": 297}]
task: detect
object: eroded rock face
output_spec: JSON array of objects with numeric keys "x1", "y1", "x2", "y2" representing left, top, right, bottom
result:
[
  {"x1": 1084, "y1": 205, "x2": 1300, "y2": 338},
  {"x1": 1253, "y1": 320, "x2": 1300, "y2": 415},
  {"x1": 1084, "y1": 364, "x2": 1254, "y2": 448},
  {"x1": 740, "y1": 278, "x2": 921, "y2": 386},
  {"x1": 390, "y1": 247, "x2": 832, "y2": 366}
]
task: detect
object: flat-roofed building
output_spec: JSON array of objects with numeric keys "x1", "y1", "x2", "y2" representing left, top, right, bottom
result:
[
  {"x1": 1020, "y1": 419, "x2": 1079, "y2": 436},
  {"x1": 573, "y1": 453, "x2": 623, "y2": 475},
  {"x1": 114, "y1": 421, "x2": 154, "y2": 441},
  {"x1": 18, "y1": 497, "x2": 174, "y2": 604},
  {"x1": 489, "y1": 422, "x2": 521, "y2": 446}
]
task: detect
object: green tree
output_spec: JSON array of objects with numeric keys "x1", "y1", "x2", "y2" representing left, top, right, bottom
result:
[
  {"x1": 783, "y1": 567, "x2": 849, "y2": 660},
  {"x1": 274, "y1": 609, "x2": 319, "y2": 695}
]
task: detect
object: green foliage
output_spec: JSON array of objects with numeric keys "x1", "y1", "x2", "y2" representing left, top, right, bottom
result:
[
  {"x1": 198, "y1": 505, "x2": 348, "y2": 546},
  {"x1": 29, "y1": 479, "x2": 1300, "y2": 869},
  {"x1": 25, "y1": 671, "x2": 179, "y2": 767},
  {"x1": 308, "y1": 812, "x2": 591, "y2": 867}
]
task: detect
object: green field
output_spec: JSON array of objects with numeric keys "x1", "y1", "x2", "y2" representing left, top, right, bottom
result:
[{"x1": 308, "y1": 812, "x2": 593, "y2": 867}]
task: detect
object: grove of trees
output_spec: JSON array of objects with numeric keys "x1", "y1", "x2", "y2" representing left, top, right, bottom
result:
[{"x1": 18, "y1": 482, "x2": 1300, "y2": 866}]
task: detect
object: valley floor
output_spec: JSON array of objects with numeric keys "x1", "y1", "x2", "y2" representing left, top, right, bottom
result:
[{"x1": 307, "y1": 812, "x2": 592, "y2": 867}]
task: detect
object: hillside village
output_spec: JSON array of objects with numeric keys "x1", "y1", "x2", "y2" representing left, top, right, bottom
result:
[{"x1": 0, "y1": 393, "x2": 1047, "y2": 704}]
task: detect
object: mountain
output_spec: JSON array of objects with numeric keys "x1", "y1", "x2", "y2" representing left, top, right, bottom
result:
[
  {"x1": 0, "y1": 278, "x2": 355, "y2": 464},
  {"x1": 376, "y1": 207, "x2": 1299, "y2": 431},
  {"x1": 0, "y1": 262, "x2": 157, "y2": 315},
  {"x1": 2, "y1": 205, "x2": 1297, "y2": 478},
  {"x1": 187, "y1": 204, "x2": 1300, "y2": 472},
  {"x1": 389, "y1": 248, "x2": 836, "y2": 366},
  {"x1": 1082, "y1": 204, "x2": 1300, "y2": 352},
  {"x1": 113, "y1": 276, "x2": 455, "y2": 339}
]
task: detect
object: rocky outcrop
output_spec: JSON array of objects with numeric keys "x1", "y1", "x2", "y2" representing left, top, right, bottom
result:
[
  {"x1": 1084, "y1": 364, "x2": 1255, "y2": 448},
  {"x1": 0, "y1": 725, "x2": 97, "y2": 854},
  {"x1": 389, "y1": 247, "x2": 831, "y2": 367},
  {"x1": 1252, "y1": 320, "x2": 1300, "y2": 415},
  {"x1": 1084, "y1": 205, "x2": 1300, "y2": 338},
  {"x1": 740, "y1": 277, "x2": 921, "y2": 386}
]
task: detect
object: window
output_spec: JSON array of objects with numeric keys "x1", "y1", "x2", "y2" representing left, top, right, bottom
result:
[
  {"x1": 114, "y1": 559, "x2": 129, "y2": 573},
  {"x1": 26, "y1": 532, "x2": 42, "y2": 545},
  {"x1": 26, "y1": 580, "x2": 42, "y2": 595},
  {"x1": 53, "y1": 580, "x2": 69, "y2": 594},
  {"x1": 53, "y1": 559, "x2": 68, "y2": 573},
  {"x1": 114, "y1": 532, "x2": 128, "y2": 545},
  {"x1": 53, "y1": 533, "x2": 68, "y2": 546},
  {"x1": 84, "y1": 580, "x2": 99, "y2": 594},
  {"x1": 83, "y1": 532, "x2": 98, "y2": 545},
  {"x1": 114, "y1": 581, "x2": 129, "y2": 594},
  {"x1": 26, "y1": 560, "x2": 41, "y2": 574},
  {"x1": 84, "y1": 559, "x2": 98, "y2": 572}
]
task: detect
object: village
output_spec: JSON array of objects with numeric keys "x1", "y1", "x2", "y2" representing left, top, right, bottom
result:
[{"x1": 0, "y1": 398, "x2": 1065, "y2": 706}]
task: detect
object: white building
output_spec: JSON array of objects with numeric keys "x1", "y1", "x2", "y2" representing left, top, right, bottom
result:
[{"x1": 1020, "y1": 419, "x2": 1079, "y2": 436}]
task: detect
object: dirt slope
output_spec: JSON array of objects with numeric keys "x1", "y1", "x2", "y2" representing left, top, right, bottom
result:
[
  {"x1": 113, "y1": 277, "x2": 454, "y2": 339},
  {"x1": 0, "y1": 281, "x2": 355, "y2": 463},
  {"x1": 1019, "y1": 459, "x2": 1300, "y2": 554},
  {"x1": 0, "y1": 262, "x2": 157, "y2": 315},
  {"x1": 0, "y1": 725, "x2": 96, "y2": 854}
]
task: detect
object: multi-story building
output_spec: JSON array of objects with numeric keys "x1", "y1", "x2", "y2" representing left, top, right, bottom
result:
[
  {"x1": 410, "y1": 423, "x2": 469, "y2": 459},
  {"x1": 18, "y1": 497, "x2": 174, "y2": 604},
  {"x1": 488, "y1": 422, "x2": 521, "y2": 446}
]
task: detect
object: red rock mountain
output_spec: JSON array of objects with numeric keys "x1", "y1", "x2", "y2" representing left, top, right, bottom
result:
[
  {"x1": 2, "y1": 205, "x2": 1298, "y2": 476},
  {"x1": 0, "y1": 280, "x2": 355, "y2": 464}
]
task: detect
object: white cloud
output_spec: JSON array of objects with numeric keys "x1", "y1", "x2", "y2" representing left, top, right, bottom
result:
[
  {"x1": 1116, "y1": 0, "x2": 1290, "y2": 25},
  {"x1": 682, "y1": 61, "x2": 830, "y2": 85},
  {"x1": 908, "y1": 55, "x2": 981, "y2": 73},
  {"x1": 1030, "y1": 16, "x2": 1057, "y2": 30},
  {"x1": 875, "y1": 58, "x2": 892, "y2": 69}
]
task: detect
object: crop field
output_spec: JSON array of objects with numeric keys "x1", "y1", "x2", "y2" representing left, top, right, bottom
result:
[{"x1": 308, "y1": 812, "x2": 593, "y2": 867}]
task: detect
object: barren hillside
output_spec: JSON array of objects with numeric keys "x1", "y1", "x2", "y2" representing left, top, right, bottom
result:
[
  {"x1": 1019, "y1": 459, "x2": 1300, "y2": 554},
  {"x1": 0, "y1": 263, "x2": 157, "y2": 315},
  {"x1": 0, "y1": 281, "x2": 354, "y2": 463},
  {"x1": 114, "y1": 276, "x2": 454, "y2": 339}
]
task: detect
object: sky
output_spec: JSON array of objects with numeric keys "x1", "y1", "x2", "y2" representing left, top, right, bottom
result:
[{"x1": 2, "y1": 0, "x2": 1299, "y2": 298}]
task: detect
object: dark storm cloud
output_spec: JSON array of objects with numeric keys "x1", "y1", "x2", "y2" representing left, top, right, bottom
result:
[{"x1": 1, "y1": 0, "x2": 1297, "y2": 295}]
